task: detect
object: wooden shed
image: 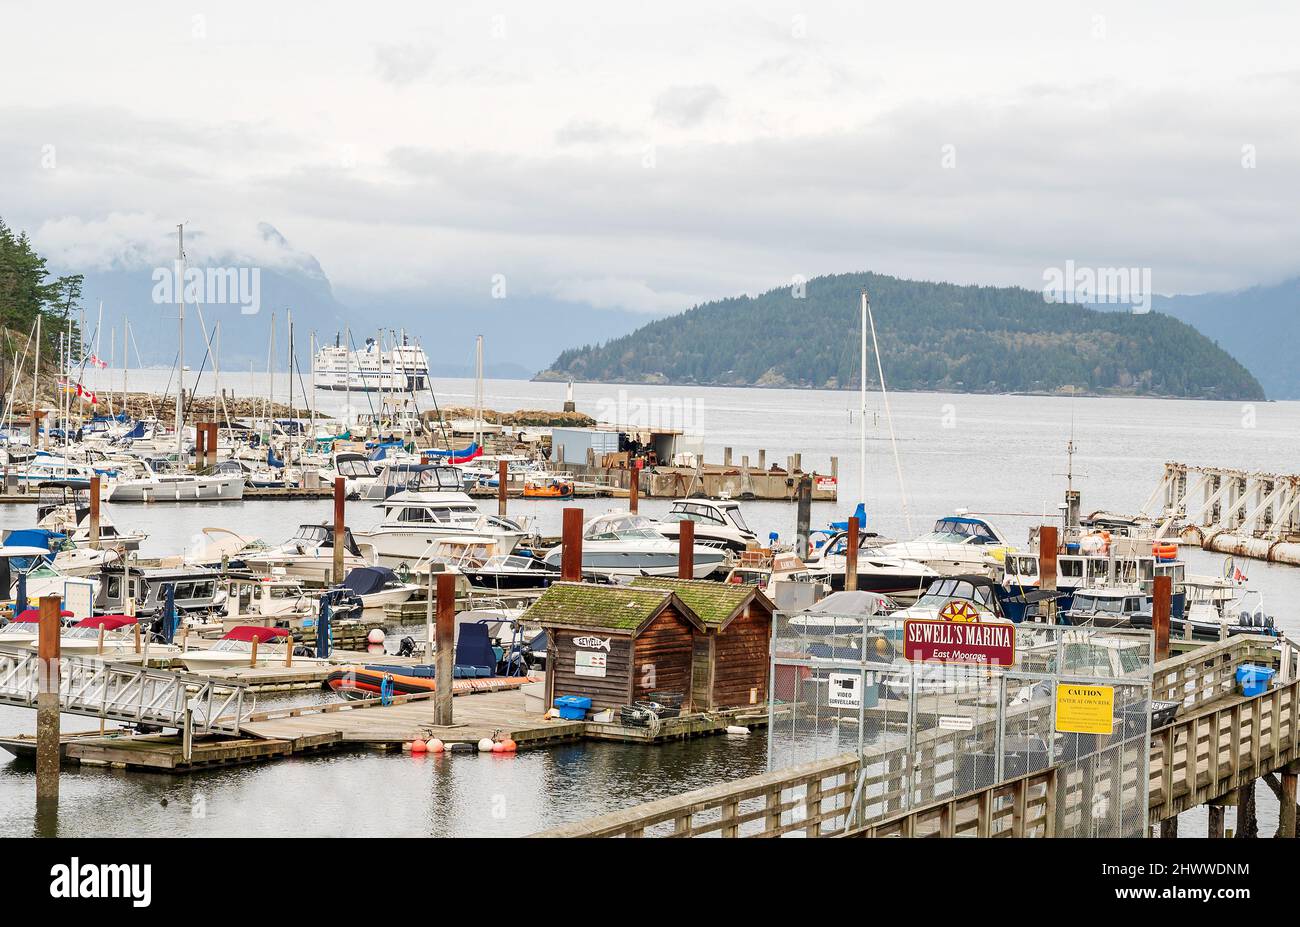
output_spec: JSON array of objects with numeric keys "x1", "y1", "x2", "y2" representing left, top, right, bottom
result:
[
  {"x1": 526, "y1": 582, "x2": 705, "y2": 712},
  {"x1": 631, "y1": 577, "x2": 774, "y2": 711}
]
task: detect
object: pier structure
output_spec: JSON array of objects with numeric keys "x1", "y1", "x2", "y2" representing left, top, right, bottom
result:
[{"x1": 1146, "y1": 462, "x2": 1300, "y2": 566}]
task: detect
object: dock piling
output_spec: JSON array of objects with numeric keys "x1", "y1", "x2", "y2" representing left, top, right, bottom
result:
[
  {"x1": 561, "y1": 508, "x2": 583, "y2": 581},
  {"x1": 1153, "y1": 575, "x2": 1172, "y2": 661},
  {"x1": 678, "y1": 519, "x2": 695, "y2": 579},
  {"x1": 1280, "y1": 764, "x2": 1298, "y2": 838},
  {"x1": 795, "y1": 475, "x2": 812, "y2": 559},
  {"x1": 195, "y1": 423, "x2": 207, "y2": 471},
  {"x1": 629, "y1": 466, "x2": 639, "y2": 513},
  {"x1": 845, "y1": 514, "x2": 859, "y2": 591},
  {"x1": 1038, "y1": 526, "x2": 1058, "y2": 623},
  {"x1": 36, "y1": 595, "x2": 61, "y2": 819},
  {"x1": 497, "y1": 460, "x2": 508, "y2": 519},
  {"x1": 88, "y1": 475, "x2": 100, "y2": 548},
  {"x1": 332, "y1": 477, "x2": 346, "y2": 585},
  {"x1": 434, "y1": 572, "x2": 455, "y2": 725}
]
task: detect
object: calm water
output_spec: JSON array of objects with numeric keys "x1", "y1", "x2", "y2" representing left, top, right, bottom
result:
[{"x1": 3, "y1": 373, "x2": 1299, "y2": 836}]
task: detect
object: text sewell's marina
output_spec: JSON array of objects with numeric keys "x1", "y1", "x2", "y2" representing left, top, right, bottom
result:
[{"x1": 2, "y1": 278, "x2": 1299, "y2": 841}]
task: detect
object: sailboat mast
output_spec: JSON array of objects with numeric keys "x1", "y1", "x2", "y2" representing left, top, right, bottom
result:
[
  {"x1": 859, "y1": 290, "x2": 867, "y2": 511},
  {"x1": 31, "y1": 314, "x2": 40, "y2": 442},
  {"x1": 176, "y1": 223, "x2": 185, "y2": 461},
  {"x1": 475, "y1": 334, "x2": 483, "y2": 448},
  {"x1": 122, "y1": 318, "x2": 129, "y2": 414}
]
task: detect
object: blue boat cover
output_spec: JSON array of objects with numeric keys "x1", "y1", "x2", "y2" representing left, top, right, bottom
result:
[
  {"x1": 455, "y1": 623, "x2": 496, "y2": 676},
  {"x1": 343, "y1": 566, "x2": 396, "y2": 597}
]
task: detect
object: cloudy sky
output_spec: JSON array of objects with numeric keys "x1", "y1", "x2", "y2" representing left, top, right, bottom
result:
[{"x1": 2, "y1": 1, "x2": 1298, "y2": 315}]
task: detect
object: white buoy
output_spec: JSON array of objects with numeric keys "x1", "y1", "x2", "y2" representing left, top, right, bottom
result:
[
  {"x1": 725, "y1": 726, "x2": 751, "y2": 736},
  {"x1": 367, "y1": 628, "x2": 386, "y2": 644},
  {"x1": 477, "y1": 738, "x2": 496, "y2": 752}
]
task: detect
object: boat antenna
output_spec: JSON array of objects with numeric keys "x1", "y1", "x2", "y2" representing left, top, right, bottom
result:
[{"x1": 865, "y1": 289, "x2": 912, "y2": 535}]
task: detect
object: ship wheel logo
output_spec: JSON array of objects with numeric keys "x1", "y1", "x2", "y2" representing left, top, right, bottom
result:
[{"x1": 939, "y1": 600, "x2": 981, "y2": 623}]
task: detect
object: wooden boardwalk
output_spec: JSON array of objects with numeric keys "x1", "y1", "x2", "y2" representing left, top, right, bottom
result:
[{"x1": 534, "y1": 634, "x2": 1300, "y2": 838}]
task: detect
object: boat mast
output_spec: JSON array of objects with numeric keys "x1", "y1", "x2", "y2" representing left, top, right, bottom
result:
[
  {"x1": 176, "y1": 223, "x2": 185, "y2": 461},
  {"x1": 31, "y1": 313, "x2": 41, "y2": 446},
  {"x1": 859, "y1": 289, "x2": 867, "y2": 515},
  {"x1": 475, "y1": 334, "x2": 484, "y2": 449},
  {"x1": 122, "y1": 318, "x2": 129, "y2": 416}
]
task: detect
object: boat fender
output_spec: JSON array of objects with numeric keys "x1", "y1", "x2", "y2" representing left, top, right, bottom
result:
[
  {"x1": 477, "y1": 737, "x2": 496, "y2": 752},
  {"x1": 500, "y1": 738, "x2": 517, "y2": 753},
  {"x1": 368, "y1": 628, "x2": 386, "y2": 644},
  {"x1": 411, "y1": 738, "x2": 427, "y2": 754},
  {"x1": 428, "y1": 738, "x2": 444, "y2": 753},
  {"x1": 725, "y1": 726, "x2": 750, "y2": 736},
  {"x1": 448, "y1": 742, "x2": 475, "y2": 754}
]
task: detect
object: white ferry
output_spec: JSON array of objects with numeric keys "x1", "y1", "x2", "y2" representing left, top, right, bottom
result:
[{"x1": 313, "y1": 335, "x2": 430, "y2": 392}]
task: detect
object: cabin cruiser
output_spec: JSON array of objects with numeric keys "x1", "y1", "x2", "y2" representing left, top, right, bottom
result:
[
  {"x1": 108, "y1": 456, "x2": 244, "y2": 502},
  {"x1": 1128, "y1": 578, "x2": 1278, "y2": 641},
  {"x1": 93, "y1": 565, "x2": 227, "y2": 620},
  {"x1": 222, "y1": 573, "x2": 315, "y2": 628},
  {"x1": 242, "y1": 524, "x2": 372, "y2": 585},
  {"x1": 877, "y1": 514, "x2": 1011, "y2": 577},
  {"x1": 358, "y1": 481, "x2": 532, "y2": 568},
  {"x1": 805, "y1": 529, "x2": 938, "y2": 603},
  {"x1": 890, "y1": 574, "x2": 1012, "y2": 624},
  {"x1": 656, "y1": 500, "x2": 758, "y2": 553},
  {"x1": 318, "y1": 452, "x2": 380, "y2": 498},
  {"x1": 541, "y1": 512, "x2": 730, "y2": 579},
  {"x1": 1060, "y1": 585, "x2": 1151, "y2": 628},
  {"x1": 461, "y1": 554, "x2": 562, "y2": 592}
]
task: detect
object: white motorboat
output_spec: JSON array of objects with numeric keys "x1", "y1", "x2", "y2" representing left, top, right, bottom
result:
[
  {"x1": 180, "y1": 626, "x2": 324, "y2": 671},
  {"x1": 341, "y1": 566, "x2": 420, "y2": 609},
  {"x1": 242, "y1": 523, "x2": 372, "y2": 585},
  {"x1": 541, "y1": 512, "x2": 730, "y2": 579},
  {"x1": 108, "y1": 457, "x2": 244, "y2": 503},
  {"x1": 32, "y1": 615, "x2": 181, "y2": 659},
  {"x1": 656, "y1": 499, "x2": 758, "y2": 553},
  {"x1": 37, "y1": 501, "x2": 148, "y2": 551},
  {"x1": 878, "y1": 514, "x2": 1011, "y2": 576},
  {"x1": 358, "y1": 473, "x2": 532, "y2": 567},
  {"x1": 805, "y1": 530, "x2": 938, "y2": 603}
]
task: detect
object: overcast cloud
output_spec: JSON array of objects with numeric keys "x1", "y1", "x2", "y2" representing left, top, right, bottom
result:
[{"x1": 1, "y1": 0, "x2": 1297, "y2": 314}]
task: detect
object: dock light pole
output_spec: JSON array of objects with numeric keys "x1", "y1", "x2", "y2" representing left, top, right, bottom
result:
[
  {"x1": 678, "y1": 519, "x2": 694, "y2": 579},
  {"x1": 332, "y1": 477, "x2": 346, "y2": 585},
  {"x1": 845, "y1": 514, "x2": 859, "y2": 591},
  {"x1": 88, "y1": 475, "x2": 101, "y2": 549},
  {"x1": 561, "y1": 507, "x2": 583, "y2": 581},
  {"x1": 36, "y1": 595, "x2": 62, "y2": 821},
  {"x1": 434, "y1": 572, "x2": 455, "y2": 726}
]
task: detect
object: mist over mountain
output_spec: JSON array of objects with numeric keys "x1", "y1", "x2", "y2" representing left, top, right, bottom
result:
[{"x1": 1156, "y1": 279, "x2": 1300, "y2": 399}]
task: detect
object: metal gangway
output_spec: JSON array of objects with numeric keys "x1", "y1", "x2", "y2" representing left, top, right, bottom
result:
[{"x1": 0, "y1": 646, "x2": 252, "y2": 736}]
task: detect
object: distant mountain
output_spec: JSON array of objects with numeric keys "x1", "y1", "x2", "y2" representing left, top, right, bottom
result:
[
  {"x1": 1156, "y1": 279, "x2": 1300, "y2": 399},
  {"x1": 539, "y1": 272, "x2": 1266, "y2": 401},
  {"x1": 59, "y1": 223, "x2": 650, "y2": 380}
]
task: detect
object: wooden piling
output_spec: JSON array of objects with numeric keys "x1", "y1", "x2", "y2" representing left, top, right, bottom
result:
[
  {"x1": 795, "y1": 475, "x2": 812, "y2": 559},
  {"x1": 434, "y1": 572, "x2": 455, "y2": 726},
  {"x1": 1280, "y1": 766, "x2": 1297, "y2": 838},
  {"x1": 497, "y1": 459, "x2": 508, "y2": 519},
  {"x1": 1153, "y1": 574, "x2": 1172, "y2": 662},
  {"x1": 629, "y1": 466, "x2": 639, "y2": 514},
  {"x1": 332, "y1": 477, "x2": 346, "y2": 585},
  {"x1": 250, "y1": 636, "x2": 259, "y2": 668},
  {"x1": 845, "y1": 514, "x2": 859, "y2": 591},
  {"x1": 561, "y1": 508, "x2": 583, "y2": 581},
  {"x1": 88, "y1": 475, "x2": 101, "y2": 549},
  {"x1": 1038, "y1": 526, "x2": 1058, "y2": 622},
  {"x1": 195, "y1": 423, "x2": 207, "y2": 471},
  {"x1": 36, "y1": 595, "x2": 61, "y2": 814},
  {"x1": 1208, "y1": 803, "x2": 1225, "y2": 838},
  {"x1": 1236, "y1": 781, "x2": 1258, "y2": 838},
  {"x1": 208, "y1": 422, "x2": 219, "y2": 463},
  {"x1": 678, "y1": 519, "x2": 695, "y2": 579}
]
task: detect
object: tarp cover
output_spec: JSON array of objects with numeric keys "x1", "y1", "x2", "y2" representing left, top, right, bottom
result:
[
  {"x1": 343, "y1": 566, "x2": 396, "y2": 597},
  {"x1": 74, "y1": 615, "x2": 137, "y2": 630},
  {"x1": 224, "y1": 625, "x2": 291, "y2": 642}
]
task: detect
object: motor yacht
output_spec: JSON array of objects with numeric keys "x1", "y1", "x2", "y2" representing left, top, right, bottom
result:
[{"x1": 541, "y1": 512, "x2": 729, "y2": 579}]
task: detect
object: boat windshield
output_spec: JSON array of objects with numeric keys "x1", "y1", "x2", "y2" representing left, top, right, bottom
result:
[
  {"x1": 915, "y1": 578, "x2": 996, "y2": 609},
  {"x1": 585, "y1": 514, "x2": 663, "y2": 540},
  {"x1": 918, "y1": 517, "x2": 1000, "y2": 545},
  {"x1": 1071, "y1": 594, "x2": 1127, "y2": 614},
  {"x1": 726, "y1": 508, "x2": 750, "y2": 532}
]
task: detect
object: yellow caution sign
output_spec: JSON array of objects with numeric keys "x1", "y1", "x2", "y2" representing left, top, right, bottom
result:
[{"x1": 1055, "y1": 684, "x2": 1114, "y2": 735}]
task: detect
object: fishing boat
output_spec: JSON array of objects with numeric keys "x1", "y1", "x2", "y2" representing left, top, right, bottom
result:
[
  {"x1": 657, "y1": 499, "x2": 757, "y2": 553},
  {"x1": 522, "y1": 475, "x2": 575, "y2": 499},
  {"x1": 540, "y1": 512, "x2": 730, "y2": 579}
]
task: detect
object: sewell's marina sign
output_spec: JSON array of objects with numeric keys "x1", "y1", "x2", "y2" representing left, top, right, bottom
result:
[{"x1": 903, "y1": 618, "x2": 1016, "y2": 667}]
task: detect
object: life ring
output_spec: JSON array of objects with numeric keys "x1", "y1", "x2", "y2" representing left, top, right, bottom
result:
[{"x1": 1152, "y1": 542, "x2": 1177, "y2": 561}]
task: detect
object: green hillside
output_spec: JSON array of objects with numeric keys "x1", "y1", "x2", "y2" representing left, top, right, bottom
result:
[{"x1": 540, "y1": 272, "x2": 1265, "y2": 400}]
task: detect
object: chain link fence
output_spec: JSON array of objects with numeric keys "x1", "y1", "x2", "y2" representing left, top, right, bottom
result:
[{"x1": 769, "y1": 609, "x2": 1153, "y2": 836}]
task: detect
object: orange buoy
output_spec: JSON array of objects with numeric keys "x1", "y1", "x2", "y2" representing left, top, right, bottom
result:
[
  {"x1": 500, "y1": 739, "x2": 517, "y2": 753},
  {"x1": 411, "y1": 738, "x2": 427, "y2": 754},
  {"x1": 491, "y1": 742, "x2": 504, "y2": 753}
]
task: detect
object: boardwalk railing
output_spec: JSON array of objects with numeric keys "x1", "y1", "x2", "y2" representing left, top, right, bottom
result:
[
  {"x1": 534, "y1": 753, "x2": 861, "y2": 837},
  {"x1": 0, "y1": 646, "x2": 251, "y2": 735},
  {"x1": 535, "y1": 635, "x2": 1289, "y2": 838}
]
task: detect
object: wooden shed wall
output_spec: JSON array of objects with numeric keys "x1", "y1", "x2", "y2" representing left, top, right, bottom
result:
[
  {"x1": 710, "y1": 604, "x2": 772, "y2": 710},
  {"x1": 632, "y1": 606, "x2": 695, "y2": 708},
  {"x1": 546, "y1": 628, "x2": 634, "y2": 711}
]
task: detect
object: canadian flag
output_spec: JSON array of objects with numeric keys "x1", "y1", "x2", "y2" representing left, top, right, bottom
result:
[
  {"x1": 87, "y1": 354, "x2": 109, "y2": 369},
  {"x1": 1233, "y1": 567, "x2": 1248, "y2": 584}
]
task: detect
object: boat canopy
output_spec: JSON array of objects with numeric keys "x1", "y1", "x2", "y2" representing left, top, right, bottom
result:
[
  {"x1": 224, "y1": 625, "x2": 291, "y2": 642},
  {"x1": 343, "y1": 566, "x2": 397, "y2": 597},
  {"x1": 74, "y1": 615, "x2": 137, "y2": 630},
  {"x1": 14, "y1": 607, "x2": 74, "y2": 622}
]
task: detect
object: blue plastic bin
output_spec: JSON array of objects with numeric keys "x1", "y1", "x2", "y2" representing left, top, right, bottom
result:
[
  {"x1": 1236, "y1": 664, "x2": 1276, "y2": 697},
  {"x1": 554, "y1": 695, "x2": 593, "y2": 720}
]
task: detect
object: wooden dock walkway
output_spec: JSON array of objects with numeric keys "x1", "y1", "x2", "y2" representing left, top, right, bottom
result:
[{"x1": 533, "y1": 634, "x2": 1300, "y2": 838}]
